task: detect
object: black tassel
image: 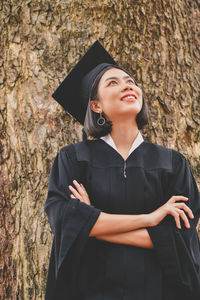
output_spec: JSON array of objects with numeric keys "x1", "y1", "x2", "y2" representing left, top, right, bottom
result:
[{"x1": 82, "y1": 128, "x2": 88, "y2": 141}]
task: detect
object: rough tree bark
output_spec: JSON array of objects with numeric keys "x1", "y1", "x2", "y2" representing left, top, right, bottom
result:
[{"x1": 0, "y1": 0, "x2": 199, "y2": 299}]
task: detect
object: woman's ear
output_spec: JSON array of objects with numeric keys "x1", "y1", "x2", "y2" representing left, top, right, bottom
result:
[{"x1": 90, "y1": 100, "x2": 102, "y2": 113}]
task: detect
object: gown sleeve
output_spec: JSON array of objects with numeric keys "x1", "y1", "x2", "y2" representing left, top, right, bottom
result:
[
  {"x1": 146, "y1": 150, "x2": 200, "y2": 299},
  {"x1": 44, "y1": 146, "x2": 101, "y2": 291}
]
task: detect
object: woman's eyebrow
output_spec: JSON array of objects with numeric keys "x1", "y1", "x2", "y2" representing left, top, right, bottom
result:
[{"x1": 104, "y1": 75, "x2": 134, "y2": 82}]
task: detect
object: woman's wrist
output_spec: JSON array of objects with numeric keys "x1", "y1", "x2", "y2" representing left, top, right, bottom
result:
[
  {"x1": 146, "y1": 207, "x2": 167, "y2": 227},
  {"x1": 139, "y1": 213, "x2": 153, "y2": 227}
]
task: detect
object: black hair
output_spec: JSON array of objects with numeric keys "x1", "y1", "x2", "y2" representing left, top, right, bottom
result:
[{"x1": 84, "y1": 65, "x2": 149, "y2": 138}]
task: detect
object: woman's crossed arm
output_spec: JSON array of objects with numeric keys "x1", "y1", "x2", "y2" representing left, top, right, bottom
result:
[
  {"x1": 96, "y1": 228, "x2": 154, "y2": 248},
  {"x1": 68, "y1": 180, "x2": 194, "y2": 249}
]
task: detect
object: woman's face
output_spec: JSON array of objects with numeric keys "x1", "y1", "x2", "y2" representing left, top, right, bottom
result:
[{"x1": 91, "y1": 67, "x2": 143, "y2": 122}]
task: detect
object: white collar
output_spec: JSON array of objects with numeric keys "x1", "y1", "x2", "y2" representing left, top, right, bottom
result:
[{"x1": 100, "y1": 131, "x2": 144, "y2": 155}]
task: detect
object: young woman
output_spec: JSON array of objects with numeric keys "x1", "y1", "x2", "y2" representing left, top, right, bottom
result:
[{"x1": 44, "y1": 41, "x2": 200, "y2": 300}]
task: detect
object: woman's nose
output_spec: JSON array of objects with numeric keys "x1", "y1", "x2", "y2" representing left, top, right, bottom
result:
[{"x1": 121, "y1": 83, "x2": 133, "y2": 92}]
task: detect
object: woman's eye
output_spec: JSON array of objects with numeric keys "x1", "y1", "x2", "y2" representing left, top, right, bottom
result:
[
  {"x1": 108, "y1": 80, "x2": 117, "y2": 85},
  {"x1": 128, "y1": 79, "x2": 135, "y2": 84}
]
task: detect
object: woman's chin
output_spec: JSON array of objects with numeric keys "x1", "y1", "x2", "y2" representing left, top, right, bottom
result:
[
  {"x1": 121, "y1": 107, "x2": 142, "y2": 116},
  {"x1": 108, "y1": 110, "x2": 141, "y2": 122}
]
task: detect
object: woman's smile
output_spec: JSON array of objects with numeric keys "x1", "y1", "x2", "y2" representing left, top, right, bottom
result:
[{"x1": 120, "y1": 93, "x2": 138, "y2": 102}]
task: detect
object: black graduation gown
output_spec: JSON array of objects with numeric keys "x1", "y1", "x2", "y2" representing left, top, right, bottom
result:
[{"x1": 44, "y1": 139, "x2": 200, "y2": 300}]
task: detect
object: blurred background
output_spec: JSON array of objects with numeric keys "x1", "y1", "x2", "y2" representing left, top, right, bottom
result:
[{"x1": 0, "y1": 0, "x2": 199, "y2": 299}]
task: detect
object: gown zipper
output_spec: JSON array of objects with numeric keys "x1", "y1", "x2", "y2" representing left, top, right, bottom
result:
[{"x1": 123, "y1": 160, "x2": 127, "y2": 178}]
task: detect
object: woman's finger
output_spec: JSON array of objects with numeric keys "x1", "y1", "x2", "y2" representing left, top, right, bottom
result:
[
  {"x1": 72, "y1": 180, "x2": 85, "y2": 196},
  {"x1": 169, "y1": 195, "x2": 188, "y2": 203},
  {"x1": 68, "y1": 185, "x2": 81, "y2": 200},
  {"x1": 174, "y1": 202, "x2": 194, "y2": 219},
  {"x1": 171, "y1": 211, "x2": 181, "y2": 229},
  {"x1": 68, "y1": 180, "x2": 91, "y2": 205},
  {"x1": 176, "y1": 208, "x2": 190, "y2": 228},
  {"x1": 80, "y1": 183, "x2": 88, "y2": 194},
  {"x1": 73, "y1": 180, "x2": 91, "y2": 204},
  {"x1": 171, "y1": 208, "x2": 190, "y2": 229}
]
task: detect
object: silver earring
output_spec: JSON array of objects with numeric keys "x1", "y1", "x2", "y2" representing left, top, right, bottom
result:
[{"x1": 97, "y1": 112, "x2": 105, "y2": 126}]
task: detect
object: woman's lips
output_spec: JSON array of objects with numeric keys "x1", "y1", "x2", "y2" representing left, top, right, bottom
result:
[
  {"x1": 121, "y1": 96, "x2": 137, "y2": 102},
  {"x1": 123, "y1": 98, "x2": 136, "y2": 102},
  {"x1": 120, "y1": 94, "x2": 137, "y2": 101}
]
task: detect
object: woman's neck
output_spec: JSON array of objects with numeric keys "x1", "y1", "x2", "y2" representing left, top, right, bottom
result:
[{"x1": 110, "y1": 120, "x2": 139, "y2": 152}]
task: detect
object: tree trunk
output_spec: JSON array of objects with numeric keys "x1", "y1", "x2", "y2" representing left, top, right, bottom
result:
[{"x1": 0, "y1": 0, "x2": 199, "y2": 299}]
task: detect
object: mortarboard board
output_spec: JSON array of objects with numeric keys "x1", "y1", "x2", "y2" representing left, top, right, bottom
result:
[{"x1": 52, "y1": 40, "x2": 118, "y2": 125}]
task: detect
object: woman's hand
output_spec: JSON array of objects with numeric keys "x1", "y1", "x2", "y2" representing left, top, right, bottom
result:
[
  {"x1": 148, "y1": 195, "x2": 194, "y2": 229},
  {"x1": 68, "y1": 180, "x2": 91, "y2": 205}
]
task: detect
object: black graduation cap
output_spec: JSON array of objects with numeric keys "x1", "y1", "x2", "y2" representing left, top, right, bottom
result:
[{"x1": 52, "y1": 40, "x2": 118, "y2": 125}]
